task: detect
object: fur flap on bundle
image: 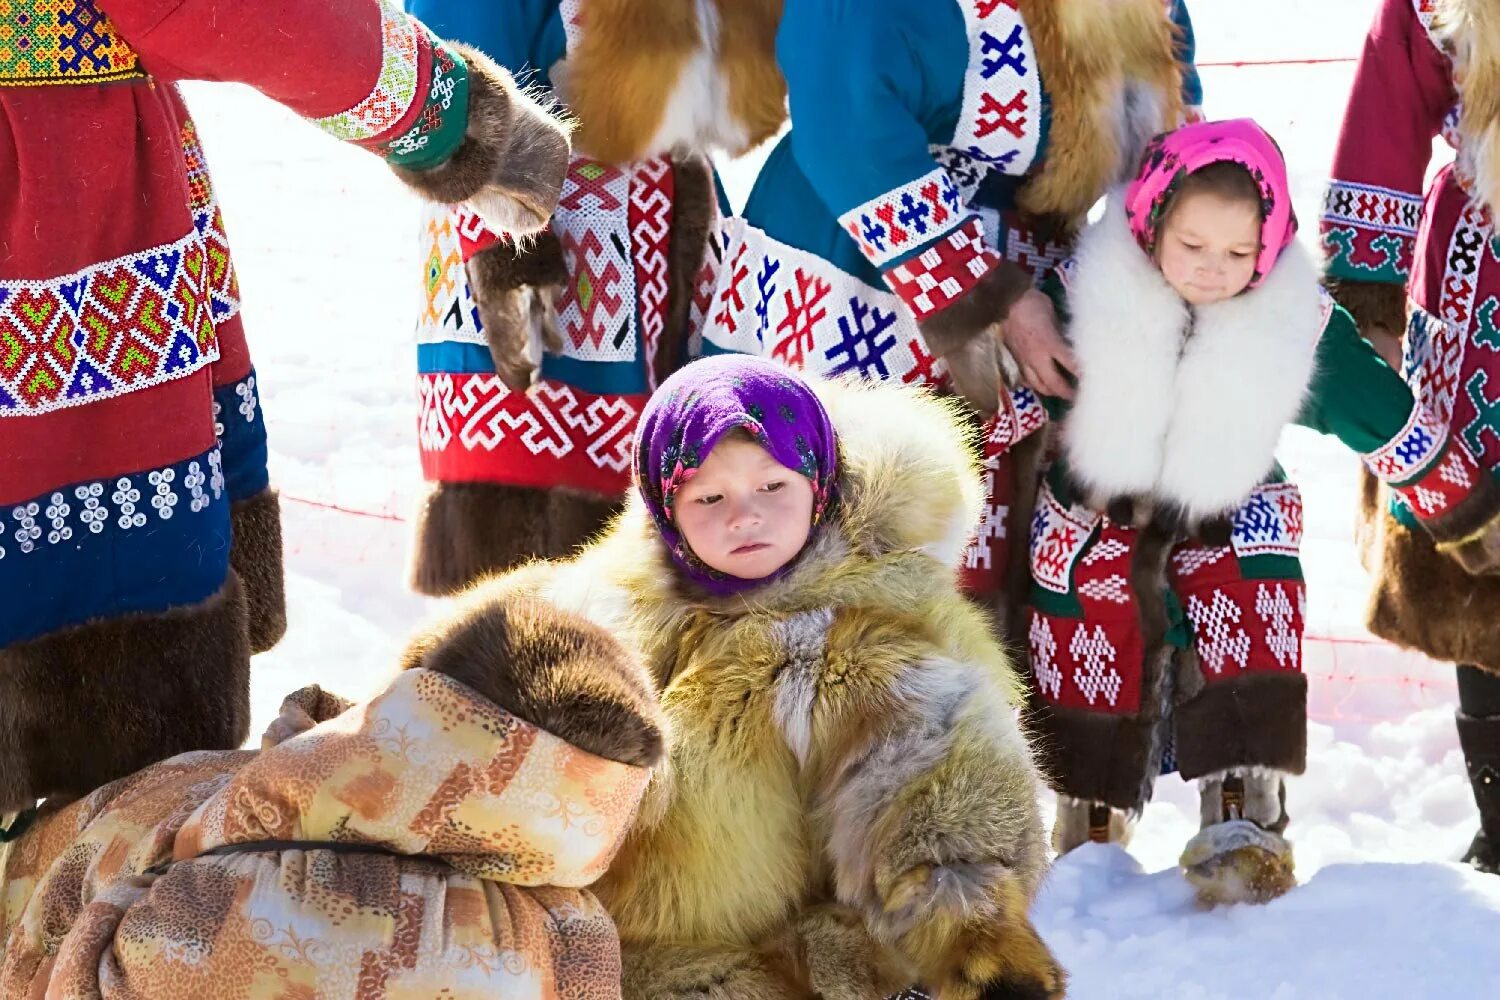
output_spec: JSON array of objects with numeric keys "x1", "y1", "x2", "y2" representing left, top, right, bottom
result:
[
  {"x1": 557, "y1": 0, "x2": 786, "y2": 163},
  {"x1": 1017, "y1": 0, "x2": 1183, "y2": 224},
  {"x1": 1437, "y1": 0, "x2": 1500, "y2": 218},
  {"x1": 477, "y1": 378, "x2": 1065, "y2": 999},
  {"x1": 1063, "y1": 199, "x2": 1325, "y2": 522}
]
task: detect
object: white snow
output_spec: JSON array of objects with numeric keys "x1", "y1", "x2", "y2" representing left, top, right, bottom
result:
[{"x1": 178, "y1": 0, "x2": 1500, "y2": 994}]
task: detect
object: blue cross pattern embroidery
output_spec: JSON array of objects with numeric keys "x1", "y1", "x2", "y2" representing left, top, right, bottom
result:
[
  {"x1": 1233, "y1": 493, "x2": 1284, "y2": 547},
  {"x1": 980, "y1": 25, "x2": 1029, "y2": 79},
  {"x1": 824, "y1": 298, "x2": 900, "y2": 378},
  {"x1": 897, "y1": 192, "x2": 933, "y2": 237},
  {"x1": 965, "y1": 146, "x2": 1021, "y2": 169},
  {"x1": 860, "y1": 215, "x2": 890, "y2": 256},
  {"x1": 754, "y1": 257, "x2": 781, "y2": 345}
]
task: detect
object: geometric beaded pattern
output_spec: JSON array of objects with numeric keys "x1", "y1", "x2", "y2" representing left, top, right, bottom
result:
[
  {"x1": 312, "y1": 0, "x2": 420, "y2": 142},
  {"x1": 1320, "y1": 181, "x2": 1423, "y2": 239},
  {"x1": 951, "y1": 0, "x2": 1043, "y2": 177},
  {"x1": 0, "y1": 446, "x2": 224, "y2": 563},
  {"x1": 416, "y1": 205, "x2": 484, "y2": 347},
  {"x1": 1362, "y1": 402, "x2": 1449, "y2": 485},
  {"x1": 704, "y1": 219, "x2": 952, "y2": 388},
  {"x1": 1228, "y1": 481, "x2": 1304, "y2": 560},
  {"x1": 1028, "y1": 480, "x2": 1101, "y2": 595},
  {"x1": 886, "y1": 218, "x2": 1002, "y2": 322},
  {"x1": 837, "y1": 168, "x2": 968, "y2": 270},
  {"x1": 180, "y1": 119, "x2": 243, "y2": 325},
  {"x1": 416, "y1": 372, "x2": 639, "y2": 495},
  {"x1": 1392, "y1": 437, "x2": 1483, "y2": 519},
  {"x1": 554, "y1": 159, "x2": 640, "y2": 364},
  {"x1": 0, "y1": 231, "x2": 219, "y2": 416},
  {"x1": 0, "y1": 0, "x2": 144, "y2": 86}
]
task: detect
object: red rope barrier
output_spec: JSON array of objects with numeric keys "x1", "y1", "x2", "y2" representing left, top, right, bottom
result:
[
  {"x1": 282, "y1": 494, "x2": 407, "y2": 523},
  {"x1": 1198, "y1": 56, "x2": 1357, "y2": 68}
]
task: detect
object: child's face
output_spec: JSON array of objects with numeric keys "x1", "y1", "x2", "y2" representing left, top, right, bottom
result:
[
  {"x1": 673, "y1": 435, "x2": 816, "y2": 580},
  {"x1": 1155, "y1": 190, "x2": 1263, "y2": 305}
]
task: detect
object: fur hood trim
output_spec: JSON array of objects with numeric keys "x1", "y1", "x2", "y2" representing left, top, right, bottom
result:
[
  {"x1": 566, "y1": 378, "x2": 984, "y2": 629},
  {"x1": 1436, "y1": 0, "x2": 1500, "y2": 216},
  {"x1": 1063, "y1": 196, "x2": 1325, "y2": 520}
]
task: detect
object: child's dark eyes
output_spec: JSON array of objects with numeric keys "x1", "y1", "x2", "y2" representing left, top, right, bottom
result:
[
  {"x1": 762, "y1": 481, "x2": 786, "y2": 494},
  {"x1": 694, "y1": 494, "x2": 723, "y2": 506}
]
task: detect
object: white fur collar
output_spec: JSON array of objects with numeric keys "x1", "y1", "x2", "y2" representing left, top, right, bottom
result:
[{"x1": 1062, "y1": 198, "x2": 1326, "y2": 521}]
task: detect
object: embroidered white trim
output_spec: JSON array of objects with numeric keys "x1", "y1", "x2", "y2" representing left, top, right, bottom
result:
[
  {"x1": 1, "y1": 231, "x2": 221, "y2": 418},
  {"x1": 704, "y1": 219, "x2": 948, "y2": 386},
  {"x1": 313, "y1": 0, "x2": 421, "y2": 142},
  {"x1": 1362, "y1": 402, "x2": 1448, "y2": 485},
  {"x1": 951, "y1": 0, "x2": 1043, "y2": 177},
  {"x1": 1320, "y1": 181, "x2": 1424, "y2": 237},
  {"x1": 836, "y1": 168, "x2": 969, "y2": 270}
]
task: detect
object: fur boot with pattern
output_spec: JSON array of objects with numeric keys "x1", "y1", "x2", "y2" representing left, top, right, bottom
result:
[{"x1": 472, "y1": 377, "x2": 1064, "y2": 1000}]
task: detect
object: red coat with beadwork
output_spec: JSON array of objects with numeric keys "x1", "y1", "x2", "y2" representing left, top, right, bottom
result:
[{"x1": 1321, "y1": 0, "x2": 1500, "y2": 673}]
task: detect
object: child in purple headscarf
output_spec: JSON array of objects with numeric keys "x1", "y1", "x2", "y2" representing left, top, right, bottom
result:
[
  {"x1": 1001, "y1": 119, "x2": 1498, "y2": 906},
  {"x1": 469, "y1": 353, "x2": 1067, "y2": 999}
]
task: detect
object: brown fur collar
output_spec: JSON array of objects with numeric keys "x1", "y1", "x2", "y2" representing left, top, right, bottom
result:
[
  {"x1": 1017, "y1": 0, "x2": 1183, "y2": 225},
  {"x1": 1435, "y1": 0, "x2": 1500, "y2": 215},
  {"x1": 558, "y1": 0, "x2": 785, "y2": 163}
]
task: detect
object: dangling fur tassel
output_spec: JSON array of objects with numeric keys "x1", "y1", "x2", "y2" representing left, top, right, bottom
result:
[
  {"x1": 559, "y1": 0, "x2": 785, "y2": 163},
  {"x1": 1017, "y1": 0, "x2": 1182, "y2": 224},
  {"x1": 1437, "y1": 0, "x2": 1500, "y2": 217}
]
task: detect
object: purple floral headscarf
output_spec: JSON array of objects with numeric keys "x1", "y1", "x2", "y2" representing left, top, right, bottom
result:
[{"x1": 632, "y1": 355, "x2": 840, "y2": 596}]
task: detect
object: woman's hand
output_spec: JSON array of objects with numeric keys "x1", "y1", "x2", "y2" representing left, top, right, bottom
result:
[{"x1": 1001, "y1": 288, "x2": 1078, "y2": 400}]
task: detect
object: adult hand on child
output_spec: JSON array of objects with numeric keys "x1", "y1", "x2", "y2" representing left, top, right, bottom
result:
[{"x1": 1000, "y1": 289, "x2": 1077, "y2": 400}]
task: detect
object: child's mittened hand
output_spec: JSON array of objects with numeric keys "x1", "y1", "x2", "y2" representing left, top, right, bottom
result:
[{"x1": 1001, "y1": 290, "x2": 1077, "y2": 400}]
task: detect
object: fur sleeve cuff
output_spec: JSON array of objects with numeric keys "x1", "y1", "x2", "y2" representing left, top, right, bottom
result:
[
  {"x1": 1325, "y1": 278, "x2": 1408, "y2": 337},
  {"x1": 390, "y1": 43, "x2": 570, "y2": 235},
  {"x1": 900, "y1": 252, "x2": 1031, "y2": 417},
  {"x1": 469, "y1": 229, "x2": 568, "y2": 292}
]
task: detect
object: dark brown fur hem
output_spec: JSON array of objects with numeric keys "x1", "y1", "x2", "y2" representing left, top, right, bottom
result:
[
  {"x1": 0, "y1": 575, "x2": 251, "y2": 812},
  {"x1": 392, "y1": 43, "x2": 570, "y2": 219},
  {"x1": 1325, "y1": 278, "x2": 1409, "y2": 338},
  {"x1": 402, "y1": 593, "x2": 664, "y2": 767},
  {"x1": 659, "y1": 155, "x2": 717, "y2": 387},
  {"x1": 1027, "y1": 698, "x2": 1161, "y2": 812},
  {"x1": 230, "y1": 488, "x2": 287, "y2": 654},
  {"x1": 1172, "y1": 673, "x2": 1308, "y2": 780},
  {"x1": 1367, "y1": 510, "x2": 1500, "y2": 674},
  {"x1": 920, "y1": 263, "x2": 1031, "y2": 417},
  {"x1": 409, "y1": 480, "x2": 620, "y2": 596}
]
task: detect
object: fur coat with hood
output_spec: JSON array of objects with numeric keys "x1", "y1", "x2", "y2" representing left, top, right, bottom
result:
[
  {"x1": 473, "y1": 377, "x2": 1065, "y2": 1000},
  {"x1": 1016, "y1": 184, "x2": 1490, "y2": 812},
  {"x1": 407, "y1": 0, "x2": 788, "y2": 598},
  {"x1": 1322, "y1": 0, "x2": 1500, "y2": 674},
  {"x1": 0, "y1": 593, "x2": 665, "y2": 1000}
]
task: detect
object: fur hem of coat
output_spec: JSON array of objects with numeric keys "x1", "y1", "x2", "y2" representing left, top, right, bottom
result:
[
  {"x1": 1365, "y1": 501, "x2": 1500, "y2": 674},
  {"x1": 409, "y1": 480, "x2": 620, "y2": 597},
  {"x1": 230, "y1": 487, "x2": 287, "y2": 654},
  {"x1": 1173, "y1": 672, "x2": 1309, "y2": 780},
  {"x1": 0, "y1": 575, "x2": 250, "y2": 813}
]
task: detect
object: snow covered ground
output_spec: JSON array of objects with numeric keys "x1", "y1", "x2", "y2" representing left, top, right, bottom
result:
[{"x1": 180, "y1": 0, "x2": 1500, "y2": 994}]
